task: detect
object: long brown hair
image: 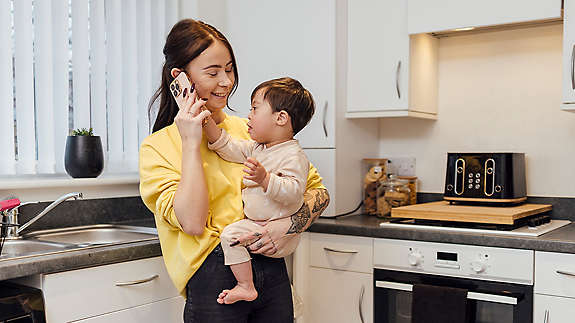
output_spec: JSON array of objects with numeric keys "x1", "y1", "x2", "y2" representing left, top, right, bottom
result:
[{"x1": 148, "y1": 19, "x2": 238, "y2": 133}]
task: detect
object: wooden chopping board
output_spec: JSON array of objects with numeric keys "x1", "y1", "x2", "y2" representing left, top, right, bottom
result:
[{"x1": 391, "y1": 201, "x2": 552, "y2": 225}]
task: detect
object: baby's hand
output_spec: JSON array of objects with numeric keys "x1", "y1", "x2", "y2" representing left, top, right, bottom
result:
[{"x1": 243, "y1": 157, "x2": 270, "y2": 190}]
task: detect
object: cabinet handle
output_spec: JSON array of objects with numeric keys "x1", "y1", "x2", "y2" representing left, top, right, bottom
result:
[
  {"x1": 543, "y1": 309, "x2": 549, "y2": 323},
  {"x1": 115, "y1": 274, "x2": 159, "y2": 286},
  {"x1": 556, "y1": 270, "x2": 575, "y2": 277},
  {"x1": 358, "y1": 285, "x2": 365, "y2": 323},
  {"x1": 323, "y1": 247, "x2": 359, "y2": 254},
  {"x1": 571, "y1": 44, "x2": 574, "y2": 90},
  {"x1": 396, "y1": 60, "x2": 401, "y2": 99},
  {"x1": 322, "y1": 101, "x2": 328, "y2": 137}
]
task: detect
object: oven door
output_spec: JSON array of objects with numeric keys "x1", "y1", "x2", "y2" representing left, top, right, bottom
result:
[{"x1": 374, "y1": 269, "x2": 532, "y2": 323}]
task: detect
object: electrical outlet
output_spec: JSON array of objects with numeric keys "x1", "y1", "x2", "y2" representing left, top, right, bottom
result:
[{"x1": 387, "y1": 157, "x2": 416, "y2": 177}]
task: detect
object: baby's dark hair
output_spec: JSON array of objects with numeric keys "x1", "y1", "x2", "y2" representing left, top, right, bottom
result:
[{"x1": 250, "y1": 77, "x2": 315, "y2": 135}]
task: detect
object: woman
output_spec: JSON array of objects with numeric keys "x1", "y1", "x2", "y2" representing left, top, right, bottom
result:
[{"x1": 139, "y1": 19, "x2": 329, "y2": 322}]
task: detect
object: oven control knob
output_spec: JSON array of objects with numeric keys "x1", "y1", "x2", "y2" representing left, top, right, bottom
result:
[
  {"x1": 471, "y1": 260, "x2": 487, "y2": 273},
  {"x1": 408, "y1": 251, "x2": 423, "y2": 266}
]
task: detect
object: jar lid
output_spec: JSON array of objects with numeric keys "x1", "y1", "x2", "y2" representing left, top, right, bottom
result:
[{"x1": 381, "y1": 175, "x2": 409, "y2": 187}]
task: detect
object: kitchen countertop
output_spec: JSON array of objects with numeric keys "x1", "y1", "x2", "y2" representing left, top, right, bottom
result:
[
  {"x1": 0, "y1": 219, "x2": 160, "y2": 281},
  {"x1": 309, "y1": 215, "x2": 575, "y2": 253},
  {"x1": 3, "y1": 215, "x2": 575, "y2": 281}
]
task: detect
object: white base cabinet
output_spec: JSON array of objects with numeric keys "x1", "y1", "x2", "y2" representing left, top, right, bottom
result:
[
  {"x1": 295, "y1": 232, "x2": 374, "y2": 323},
  {"x1": 15, "y1": 256, "x2": 182, "y2": 323},
  {"x1": 307, "y1": 268, "x2": 372, "y2": 323},
  {"x1": 534, "y1": 294, "x2": 575, "y2": 323}
]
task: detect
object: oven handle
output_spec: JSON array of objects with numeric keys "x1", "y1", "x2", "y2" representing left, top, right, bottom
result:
[{"x1": 375, "y1": 280, "x2": 518, "y2": 305}]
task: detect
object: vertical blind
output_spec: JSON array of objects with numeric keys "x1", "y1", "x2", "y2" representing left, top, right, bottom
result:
[{"x1": 0, "y1": 0, "x2": 182, "y2": 176}]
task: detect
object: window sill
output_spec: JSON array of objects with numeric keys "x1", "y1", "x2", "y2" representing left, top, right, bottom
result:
[{"x1": 0, "y1": 174, "x2": 140, "y2": 201}]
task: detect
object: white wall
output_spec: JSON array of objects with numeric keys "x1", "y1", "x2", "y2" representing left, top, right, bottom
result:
[{"x1": 379, "y1": 24, "x2": 575, "y2": 197}]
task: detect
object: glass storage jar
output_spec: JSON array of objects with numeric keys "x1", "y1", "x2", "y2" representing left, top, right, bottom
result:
[{"x1": 377, "y1": 175, "x2": 411, "y2": 217}]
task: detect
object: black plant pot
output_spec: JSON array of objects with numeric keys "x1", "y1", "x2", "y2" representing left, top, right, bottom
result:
[{"x1": 64, "y1": 136, "x2": 104, "y2": 178}]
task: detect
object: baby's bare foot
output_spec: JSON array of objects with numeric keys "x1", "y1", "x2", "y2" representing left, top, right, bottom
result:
[{"x1": 218, "y1": 284, "x2": 258, "y2": 304}]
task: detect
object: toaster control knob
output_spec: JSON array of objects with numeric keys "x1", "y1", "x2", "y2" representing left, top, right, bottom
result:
[
  {"x1": 487, "y1": 167, "x2": 493, "y2": 174},
  {"x1": 471, "y1": 260, "x2": 488, "y2": 273},
  {"x1": 457, "y1": 167, "x2": 464, "y2": 174},
  {"x1": 495, "y1": 185, "x2": 502, "y2": 192},
  {"x1": 408, "y1": 251, "x2": 423, "y2": 266},
  {"x1": 446, "y1": 184, "x2": 453, "y2": 191}
]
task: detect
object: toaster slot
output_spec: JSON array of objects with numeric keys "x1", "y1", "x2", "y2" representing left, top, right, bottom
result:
[
  {"x1": 454, "y1": 158, "x2": 465, "y2": 195},
  {"x1": 484, "y1": 158, "x2": 495, "y2": 196}
]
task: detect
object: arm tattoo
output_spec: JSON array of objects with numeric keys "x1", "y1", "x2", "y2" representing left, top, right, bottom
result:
[
  {"x1": 287, "y1": 202, "x2": 311, "y2": 234},
  {"x1": 287, "y1": 189, "x2": 330, "y2": 234}
]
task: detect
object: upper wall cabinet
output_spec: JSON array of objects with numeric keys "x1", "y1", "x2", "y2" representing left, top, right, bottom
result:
[
  {"x1": 563, "y1": 0, "x2": 575, "y2": 111},
  {"x1": 407, "y1": 0, "x2": 563, "y2": 35},
  {"x1": 346, "y1": 0, "x2": 438, "y2": 119},
  {"x1": 225, "y1": 0, "x2": 335, "y2": 148}
]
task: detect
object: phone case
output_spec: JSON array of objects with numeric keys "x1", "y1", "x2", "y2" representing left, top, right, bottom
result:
[{"x1": 169, "y1": 71, "x2": 193, "y2": 109}]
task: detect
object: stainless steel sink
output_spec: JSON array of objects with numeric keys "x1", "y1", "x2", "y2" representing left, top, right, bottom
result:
[
  {"x1": 22, "y1": 224, "x2": 158, "y2": 246},
  {"x1": 0, "y1": 239, "x2": 73, "y2": 259}
]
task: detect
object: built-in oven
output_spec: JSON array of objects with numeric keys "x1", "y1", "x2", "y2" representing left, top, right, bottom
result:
[{"x1": 373, "y1": 239, "x2": 534, "y2": 323}]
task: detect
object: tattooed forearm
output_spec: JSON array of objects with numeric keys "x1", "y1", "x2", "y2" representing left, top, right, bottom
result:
[
  {"x1": 287, "y1": 202, "x2": 311, "y2": 234},
  {"x1": 287, "y1": 189, "x2": 330, "y2": 234}
]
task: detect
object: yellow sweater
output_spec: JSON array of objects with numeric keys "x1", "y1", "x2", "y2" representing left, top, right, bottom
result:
[{"x1": 139, "y1": 115, "x2": 324, "y2": 296}]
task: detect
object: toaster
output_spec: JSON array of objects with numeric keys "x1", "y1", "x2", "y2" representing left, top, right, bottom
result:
[{"x1": 444, "y1": 153, "x2": 526, "y2": 204}]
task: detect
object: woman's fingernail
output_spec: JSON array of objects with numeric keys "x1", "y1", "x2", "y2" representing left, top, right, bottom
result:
[
  {"x1": 229, "y1": 240, "x2": 240, "y2": 247},
  {"x1": 191, "y1": 83, "x2": 195, "y2": 91},
  {"x1": 183, "y1": 88, "x2": 188, "y2": 98},
  {"x1": 201, "y1": 98, "x2": 208, "y2": 101}
]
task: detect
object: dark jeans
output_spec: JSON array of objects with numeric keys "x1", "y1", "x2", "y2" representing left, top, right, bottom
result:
[{"x1": 184, "y1": 244, "x2": 293, "y2": 323}]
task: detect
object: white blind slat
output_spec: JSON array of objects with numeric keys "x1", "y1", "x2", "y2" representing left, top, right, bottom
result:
[
  {"x1": 122, "y1": 0, "x2": 138, "y2": 170},
  {"x1": 137, "y1": 0, "x2": 152, "y2": 143},
  {"x1": 0, "y1": 0, "x2": 15, "y2": 174},
  {"x1": 105, "y1": 0, "x2": 123, "y2": 170},
  {"x1": 14, "y1": 0, "x2": 36, "y2": 174},
  {"x1": 90, "y1": 0, "x2": 107, "y2": 160},
  {"x1": 165, "y1": 0, "x2": 179, "y2": 33},
  {"x1": 34, "y1": 0, "x2": 56, "y2": 174},
  {"x1": 51, "y1": 0, "x2": 70, "y2": 173},
  {"x1": 71, "y1": 0, "x2": 91, "y2": 129}
]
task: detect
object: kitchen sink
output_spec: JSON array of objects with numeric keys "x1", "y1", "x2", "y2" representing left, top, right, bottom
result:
[
  {"x1": 0, "y1": 239, "x2": 73, "y2": 259},
  {"x1": 21, "y1": 224, "x2": 158, "y2": 246}
]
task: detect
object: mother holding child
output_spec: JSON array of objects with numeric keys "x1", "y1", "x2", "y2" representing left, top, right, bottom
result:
[{"x1": 139, "y1": 19, "x2": 329, "y2": 323}]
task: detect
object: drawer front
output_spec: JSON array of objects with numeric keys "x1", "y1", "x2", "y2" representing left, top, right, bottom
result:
[
  {"x1": 44, "y1": 256, "x2": 178, "y2": 323},
  {"x1": 535, "y1": 251, "x2": 575, "y2": 297},
  {"x1": 309, "y1": 233, "x2": 373, "y2": 273},
  {"x1": 75, "y1": 296, "x2": 185, "y2": 323}
]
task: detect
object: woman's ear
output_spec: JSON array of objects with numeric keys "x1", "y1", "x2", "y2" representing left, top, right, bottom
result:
[
  {"x1": 276, "y1": 110, "x2": 290, "y2": 126},
  {"x1": 170, "y1": 68, "x2": 181, "y2": 79}
]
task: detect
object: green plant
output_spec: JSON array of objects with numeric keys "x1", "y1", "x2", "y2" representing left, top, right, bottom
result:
[{"x1": 70, "y1": 127, "x2": 95, "y2": 136}]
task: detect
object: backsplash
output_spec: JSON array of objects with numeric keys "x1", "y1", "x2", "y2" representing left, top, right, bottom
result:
[
  {"x1": 16, "y1": 197, "x2": 153, "y2": 231},
  {"x1": 418, "y1": 193, "x2": 575, "y2": 221}
]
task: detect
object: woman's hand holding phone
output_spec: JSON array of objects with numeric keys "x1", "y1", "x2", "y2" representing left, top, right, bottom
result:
[{"x1": 171, "y1": 71, "x2": 210, "y2": 146}]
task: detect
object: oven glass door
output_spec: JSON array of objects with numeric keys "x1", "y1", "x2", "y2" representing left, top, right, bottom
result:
[{"x1": 374, "y1": 269, "x2": 532, "y2": 323}]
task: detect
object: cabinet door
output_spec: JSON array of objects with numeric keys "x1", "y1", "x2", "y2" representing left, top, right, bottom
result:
[
  {"x1": 304, "y1": 148, "x2": 335, "y2": 216},
  {"x1": 534, "y1": 294, "x2": 575, "y2": 323},
  {"x1": 75, "y1": 296, "x2": 185, "y2": 323},
  {"x1": 347, "y1": 0, "x2": 409, "y2": 114},
  {"x1": 306, "y1": 267, "x2": 373, "y2": 323},
  {"x1": 225, "y1": 0, "x2": 335, "y2": 148},
  {"x1": 408, "y1": 0, "x2": 562, "y2": 35},
  {"x1": 563, "y1": 0, "x2": 575, "y2": 108}
]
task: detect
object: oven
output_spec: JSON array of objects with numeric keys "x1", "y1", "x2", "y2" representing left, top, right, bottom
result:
[{"x1": 373, "y1": 239, "x2": 534, "y2": 323}]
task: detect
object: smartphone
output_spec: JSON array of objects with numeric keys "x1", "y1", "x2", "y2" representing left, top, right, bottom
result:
[{"x1": 169, "y1": 71, "x2": 194, "y2": 109}]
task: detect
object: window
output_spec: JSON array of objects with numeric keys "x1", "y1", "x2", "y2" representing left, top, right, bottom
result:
[{"x1": 0, "y1": 0, "x2": 181, "y2": 176}]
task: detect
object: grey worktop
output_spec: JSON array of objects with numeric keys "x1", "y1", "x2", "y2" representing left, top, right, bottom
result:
[
  {"x1": 309, "y1": 215, "x2": 575, "y2": 253},
  {"x1": 3, "y1": 214, "x2": 575, "y2": 282},
  {"x1": 0, "y1": 219, "x2": 160, "y2": 281}
]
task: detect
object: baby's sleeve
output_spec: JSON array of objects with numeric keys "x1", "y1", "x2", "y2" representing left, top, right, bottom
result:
[
  {"x1": 264, "y1": 153, "x2": 309, "y2": 205},
  {"x1": 207, "y1": 129, "x2": 256, "y2": 163}
]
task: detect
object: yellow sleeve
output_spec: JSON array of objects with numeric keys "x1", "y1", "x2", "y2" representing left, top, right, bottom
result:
[
  {"x1": 139, "y1": 141, "x2": 183, "y2": 231},
  {"x1": 306, "y1": 162, "x2": 326, "y2": 191}
]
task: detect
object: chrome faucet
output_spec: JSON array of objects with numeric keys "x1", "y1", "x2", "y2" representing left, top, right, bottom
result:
[{"x1": 1, "y1": 192, "x2": 83, "y2": 239}]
